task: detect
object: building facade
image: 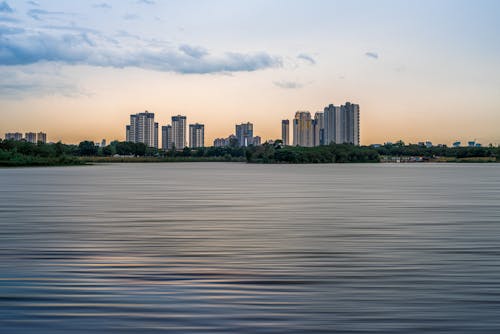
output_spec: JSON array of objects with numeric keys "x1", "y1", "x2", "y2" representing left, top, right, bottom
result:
[
  {"x1": 171, "y1": 115, "x2": 187, "y2": 149},
  {"x1": 293, "y1": 111, "x2": 314, "y2": 147},
  {"x1": 5, "y1": 132, "x2": 23, "y2": 141},
  {"x1": 281, "y1": 120, "x2": 289, "y2": 145},
  {"x1": 189, "y1": 123, "x2": 205, "y2": 148},
  {"x1": 126, "y1": 111, "x2": 158, "y2": 148},
  {"x1": 37, "y1": 132, "x2": 47, "y2": 144},
  {"x1": 161, "y1": 125, "x2": 173, "y2": 150},
  {"x1": 322, "y1": 102, "x2": 360, "y2": 145},
  {"x1": 235, "y1": 122, "x2": 254, "y2": 147},
  {"x1": 313, "y1": 112, "x2": 324, "y2": 146},
  {"x1": 25, "y1": 132, "x2": 37, "y2": 144}
]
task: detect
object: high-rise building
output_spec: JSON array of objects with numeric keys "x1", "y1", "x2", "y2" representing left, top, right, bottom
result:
[
  {"x1": 37, "y1": 132, "x2": 47, "y2": 144},
  {"x1": 25, "y1": 132, "x2": 37, "y2": 144},
  {"x1": 161, "y1": 125, "x2": 173, "y2": 150},
  {"x1": 126, "y1": 111, "x2": 158, "y2": 148},
  {"x1": 322, "y1": 103, "x2": 360, "y2": 145},
  {"x1": 313, "y1": 112, "x2": 324, "y2": 146},
  {"x1": 343, "y1": 102, "x2": 360, "y2": 145},
  {"x1": 101, "y1": 139, "x2": 106, "y2": 147},
  {"x1": 253, "y1": 136, "x2": 261, "y2": 146},
  {"x1": 171, "y1": 115, "x2": 187, "y2": 149},
  {"x1": 293, "y1": 111, "x2": 314, "y2": 147},
  {"x1": 5, "y1": 132, "x2": 23, "y2": 141},
  {"x1": 189, "y1": 123, "x2": 205, "y2": 148},
  {"x1": 323, "y1": 104, "x2": 339, "y2": 145},
  {"x1": 281, "y1": 120, "x2": 289, "y2": 145},
  {"x1": 235, "y1": 122, "x2": 254, "y2": 147}
]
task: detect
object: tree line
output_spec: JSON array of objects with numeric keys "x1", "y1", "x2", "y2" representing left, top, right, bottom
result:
[{"x1": 1, "y1": 138, "x2": 498, "y2": 166}]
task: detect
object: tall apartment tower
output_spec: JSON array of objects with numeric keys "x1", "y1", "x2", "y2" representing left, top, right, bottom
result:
[
  {"x1": 281, "y1": 120, "x2": 290, "y2": 145},
  {"x1": 235, "y1": 122, "x2": 254, "y2": 147},
  {"x1": 343, "y1": 102, "x2": 360, "y2": 145},
  {"x1": 189, "y1": 123, "x2": 205, "y2": 148},
  {"x1": 293, "y1": 111, "x2": 314, "y2": 147},
  {"x1": 37, "y1": 132, "x2": 47, "y2": 144},
  {"x1": 322, "y1": 103, "x2": 360, "y2": 145},
  {"x1": 323, "y1": 104, "x2": 339, "y2": 145},
  {"x1": 5, "y1": 132, "x2": 23, "y2": 141},
  {"x1": 313, "y1": 112, "x2": 324, "y2": 146},
  {"x1": 161, "y1": 125, "x2": 173, "y2": 150},
  {"x1": 126, "y1": 111, "x2": 158, "y2": 148},
  {"x1": 172, "y1": 115, "x2": 187, "y2": 149},
  {"x1": 25, "y1": 132, "x2": 37, "y2": 144}
]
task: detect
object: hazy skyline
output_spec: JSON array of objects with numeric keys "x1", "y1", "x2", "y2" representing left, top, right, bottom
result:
[{"x1": 1, "y1": 0, "x2": 499, "y2": 145}]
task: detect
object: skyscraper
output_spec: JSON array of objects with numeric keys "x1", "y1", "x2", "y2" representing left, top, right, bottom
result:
[
  {"x1": 5, "y1": 132, "x2": 23, "y2": 141},
  {"x1": 235, "y1": 122, "x2": 254, "y2": 147},
  {"x1": 172, "y1": 115, "x2": 187, "y2": 149},
  {"x1": 126, "y1": 111, "x2": 158, "y2": 148},
  {"x1": 293, "y1": 111, "x2": 313, "y2": 147},
  {"x1": 322, "y1": 103, "x2": 360, "y2": 145},
  {"x1": 161, "y1": 125, "x2": 172, "y2": 150},
  {"x1": 189, "y1": 123, "x2": 205, "y2": 148},
  {"x1": 25, "y1": 132, "x2": 37, "y2": 144},
  {"x1": 343, "y1": 102, "x2": 360, "y2": 145},
  {"x1": 37, "y1": 132, "x2": 47, "y2": 144},
  {"x1": 281, "y1": 120, "x2": 289, "y2": 145},
  {"x1": 313, "y1": 112, "x2": 324, "y2": 146}
]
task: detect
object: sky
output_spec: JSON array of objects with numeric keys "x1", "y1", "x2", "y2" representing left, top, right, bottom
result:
[{"x1": 0, "y1": 0, "x2": 499, "y2": 145}]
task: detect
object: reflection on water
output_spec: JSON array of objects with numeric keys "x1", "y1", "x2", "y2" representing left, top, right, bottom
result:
[{"x1": 1, "y1": 163, "x2": 500, "y2": 333}]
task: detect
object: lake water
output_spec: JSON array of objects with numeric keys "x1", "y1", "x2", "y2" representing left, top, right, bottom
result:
[{"x1": 1, "y1": 163, "x2": 500, "y2": 333}]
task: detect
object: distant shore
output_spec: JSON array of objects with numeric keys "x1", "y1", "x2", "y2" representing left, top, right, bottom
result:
[{"x1": 1, "y1": 139, "x2": 498, "y2": 167}]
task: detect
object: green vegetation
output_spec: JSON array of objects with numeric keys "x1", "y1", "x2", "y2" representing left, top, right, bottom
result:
[
  {"x1": 0, "y1": 140, "x2": 83, "y2": 167},
  {"x1": 1, "y1": 139, "x2": 498, "y2": 167},
  {"x1": 246, "y1": 142, "x2": 380, "y2": 163},
  {"x1": 373, "y1": 141, "x2": 499, "y2": 161}
]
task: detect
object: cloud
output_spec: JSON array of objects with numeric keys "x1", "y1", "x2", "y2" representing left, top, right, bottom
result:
[
  {"x1": 26, "y1": 0, "x2": 39, "y2": 6},
  {"x1": 27, "y1": 9, "x2": 72, "y2": 21},
  {"x1": 179, "y1": 44, "x2": 208, "y2": 59},
  {"x1": 274, "y1": 81, "x2": 303, "y2": 89},
  {"x1": 365, "y1": 51, "x2": 379, "y2": 60},
  {"x1": 93, "y1": 3, "x2": 111, "y2": 9},
  {"x1": 0, "y1": 1, "x2": 12, "y2": 13},
  {"x1": 297, "y1": 53, "x2": 316, "y2": 65},
  {"x1": 0, "y1": 65, "x2": 86, "y2": 98},
  {"x1": 137, "y1": 0, "x2": 155, "y2": 4},
  {"x1": 0, "y1": 27, "x2": 283, "y2": 74},
  {"x1": 123, "y1": 13, "x2": 139, "y2": 20}
]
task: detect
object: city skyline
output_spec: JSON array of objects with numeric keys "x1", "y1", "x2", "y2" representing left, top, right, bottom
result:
[{"x1": 1, "y1": 1, "x2": 499, "y2": 145}]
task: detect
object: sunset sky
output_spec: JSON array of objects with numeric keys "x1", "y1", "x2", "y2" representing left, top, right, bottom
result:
[{"x1": 1, "y1": 0, "x2": 499, "y2": 145}]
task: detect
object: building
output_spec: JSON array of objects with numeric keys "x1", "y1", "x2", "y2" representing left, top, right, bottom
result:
[
  {"x1": 37, "y1": 132, "x2": 47, "y2": 144},
  {"x1": 161, "y1": 125, "x2": 173, "y2": 150},
  {"x1": 189, "y1": 123, "x2": 205, "y2": 148},
  {"x1": 101, "y1": 139, "x2": 106, "y2": 147},
  {"x1": 281, "y1": 120, "x2": 290, "y2": 145},
  {"x1": 25, "y1": 132, "x2": 37, "y2": 144},
  {"x1": 253, "y1": 136, "x2": 261, "y2": 146},
  {"x1": 214, "y1": 134, "x2": 237, "y2": 147},
  {"x1": 172, "y1": 115, "x2": 187, "y2": 149},
  {"x1": 213, "y1": 138, "x2": 226, "y2": 147},
  {"x1": 452, "y1": 141, "x2": 461, "y2": 148},
  {"x1": 322, "y1": 102, "x2": 360, "y2": 145},
  {"x1": 126, "y1": 111, "x2": 158, "y2": 148},
  {"x1": 313, "y1": 112, "x2": 324, "y2": 146},
  {"x1": 235, "y1": 122, "x2": 254, "y2": 147},
  {"x1": 293, "y1": 111, "x2": 314, "y2": 147},
  {"x1": 5, "y1": 132, "x2": 23, "y2": 141}
]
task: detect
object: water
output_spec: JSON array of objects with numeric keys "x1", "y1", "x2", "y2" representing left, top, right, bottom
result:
[{"x1": 1, "y1": 163, "x2": 500, "y2": 333}]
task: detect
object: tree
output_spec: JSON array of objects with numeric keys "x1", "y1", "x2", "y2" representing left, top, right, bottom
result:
[{"x1": 78, "y1": 141, "x2": 98, "y2": 156}]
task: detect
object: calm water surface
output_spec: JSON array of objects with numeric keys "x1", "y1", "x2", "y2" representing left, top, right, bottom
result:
[{"x1": 1, "y1": 163, "x2": 500, "y2": 333}]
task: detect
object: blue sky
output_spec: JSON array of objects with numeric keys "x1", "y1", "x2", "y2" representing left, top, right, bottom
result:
[{"x1": 1, "y1": 0, "x2": 499, "y2": 144}]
